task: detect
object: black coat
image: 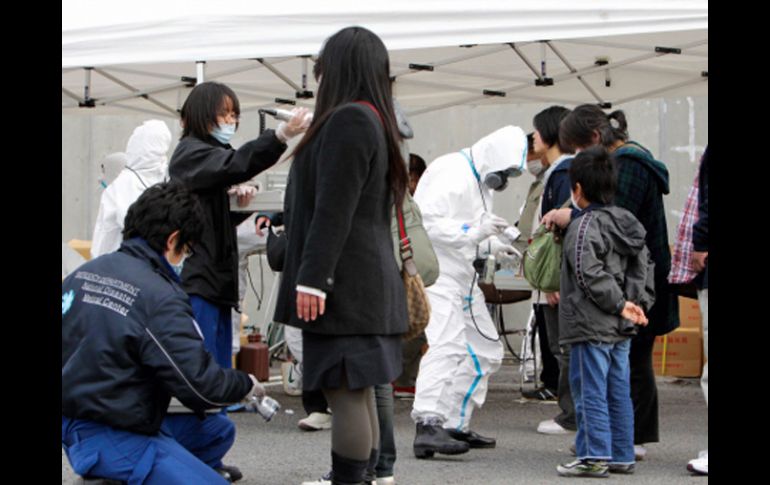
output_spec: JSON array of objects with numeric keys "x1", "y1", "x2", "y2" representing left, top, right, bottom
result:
[
  {"x1": 61, "y1": 238, "x2": 252, "y2": 435},
  {"x1": 274, "y1": 103, "x2": 408, "y2": 336},
  {"x1": 169, "y1": 131, "x2": 287, "y2": 307}
]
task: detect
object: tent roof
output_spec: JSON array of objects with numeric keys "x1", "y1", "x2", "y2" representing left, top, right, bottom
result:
[{"x1": 62, "y1": 1, "x2": 708, "y2": 117}]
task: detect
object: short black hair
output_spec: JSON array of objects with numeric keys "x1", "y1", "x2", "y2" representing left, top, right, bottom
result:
[
  {"x1": 180, "y1": 82, "x2": 240, "y2": 140},
  {"x1": 122, "y1": 181, "x2": 205, "y2": 254},
  {"x1": 409, "y1": 153, "x2": 427, "y2": 176},
  {"x1": 569, "y1": 146, "x2": 617, "y2": 205},
  {"x1": 533, "y1": 105, "x2": 571, "y2": 151}
]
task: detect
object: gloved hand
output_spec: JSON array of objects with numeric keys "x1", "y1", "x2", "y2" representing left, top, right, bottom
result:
[
  {"x1": 242, "y1": 374, "x2": 266, "y2": 404},
  {"x1": 275, "y1": 107, "x2": 312, "y2": 142},
  {"x1": 481, "y1": 235, "x2": 521, "y2": 260},
  {"x1": 466, "y1": 213, "x2": 509, "y2": 243},
  {"x1": 228, "y1": 184, "x2": 257, "y2": 208}
]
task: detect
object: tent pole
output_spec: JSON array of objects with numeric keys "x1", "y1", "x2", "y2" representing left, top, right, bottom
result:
[
  {"x1": 546, "y1": 41, "x2": 606, "y2": 105},
  {"x1": 196, "y1": 61, "x2": 206, "y2": 84},
  {"x1": 93, "y1": 68, "x2": 178, "y2": 115}
]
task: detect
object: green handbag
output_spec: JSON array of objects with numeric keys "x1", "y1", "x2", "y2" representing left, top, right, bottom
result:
[
  {"x1": 391, "y1": 192, "x2": 440, "y2": 287},
  {"x1": 523, "y1": 223, "x2": 563, "y2": 292}
]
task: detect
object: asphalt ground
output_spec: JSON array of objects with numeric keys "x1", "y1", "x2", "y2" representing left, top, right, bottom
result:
[{"x1": 62, "y1": 362, "x2": 707, "y2": 484}]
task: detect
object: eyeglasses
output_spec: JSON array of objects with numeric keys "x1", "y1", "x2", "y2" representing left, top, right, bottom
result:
[{"x1": 218, "y1": 111, "x2": 240, "y2": 123}]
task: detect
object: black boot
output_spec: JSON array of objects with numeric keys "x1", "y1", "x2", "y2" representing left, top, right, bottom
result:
[
  {"x1": 413, "y1": 422, "x2": 470, "y2": 459},
  {"x1": 446, "y1": 429, "x2": 497, "y2": 448},
  {"x1": 331, "y1": 451, "x2": 369, "y2": 485}
]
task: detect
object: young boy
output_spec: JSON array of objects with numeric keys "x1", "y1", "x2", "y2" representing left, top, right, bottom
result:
[{"x1": 555, "y1": 146, "x2": 654, "y2": 477}]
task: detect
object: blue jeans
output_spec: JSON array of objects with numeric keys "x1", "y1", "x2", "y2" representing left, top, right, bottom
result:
[
  {"x1": 569, "y1": 339, "x2": 634, "y2": 464},
  {"x1": 62, "y1": 414, "x2": 232, "y2": 484},
  {"x1": 189, "y1": 295, "x2": 233, "y2": 369}
]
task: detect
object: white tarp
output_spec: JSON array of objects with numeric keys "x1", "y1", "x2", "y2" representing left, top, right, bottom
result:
[{"x1": 62, "y1": 0, "x2": 707, "y2": 115}]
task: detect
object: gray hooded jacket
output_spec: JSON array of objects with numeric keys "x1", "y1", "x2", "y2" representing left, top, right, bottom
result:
[{"x1": 558, "y1": 205, "x2": 655, "y2": 345}]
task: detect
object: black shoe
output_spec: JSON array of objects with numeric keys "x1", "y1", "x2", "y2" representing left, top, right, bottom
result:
[
  {"x1": 521, "y1": 387, "x2": 557, "y2": 401},
  {"x1": 215, "y1": 465, "x2": 243, "y2": 482},
  {"x1": 446, "y1": 429, "x2": 497, "y2": 449},
  {"x1": 413, "y1": 423, "x2": 470, "y2": 459}
]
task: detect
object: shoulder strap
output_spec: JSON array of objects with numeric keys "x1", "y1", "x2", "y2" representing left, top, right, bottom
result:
[
  {"x1": 125, "y1": 166, "x2": 148, "y2": 189},
  {"x1": 354, "y1": 100, "x2": 384, "y2": 126}
]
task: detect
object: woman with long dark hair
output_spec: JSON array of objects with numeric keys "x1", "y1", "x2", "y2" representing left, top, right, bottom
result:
[
  {"x1": 274, "y1": 26, "x2": 408, "y2": 485},
  {"x1": 545, "y1": 104, "x2": 679, "y2": 461}
]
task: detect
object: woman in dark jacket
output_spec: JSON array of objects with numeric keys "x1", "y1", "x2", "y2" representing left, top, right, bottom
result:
[
  {"x1": 169, "y1": 82, "x2": 309, "y2": 369},
  {"x1": 275, "y1": 26, "x2": 408, "y2": 484},
  {"x1": 555, "y1": 104, "x2": 680, "y2": 458}
]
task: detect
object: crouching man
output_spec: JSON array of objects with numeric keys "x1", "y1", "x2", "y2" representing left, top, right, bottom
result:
[{"x1": 62, "y1": 182, "x2": 262, "y2": 484}]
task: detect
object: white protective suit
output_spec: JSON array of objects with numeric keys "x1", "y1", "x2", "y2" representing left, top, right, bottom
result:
[
  {"x1": 91, "y1": 120, "x2": 172, "y2": 258},
  {"x1": 411, "y1": 125, "x2": 527, "y2": 431}
]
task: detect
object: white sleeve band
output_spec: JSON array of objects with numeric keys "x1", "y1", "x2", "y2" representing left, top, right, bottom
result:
[{"x1": 296, "y1": 285, "x2": 327, "y2": 299}]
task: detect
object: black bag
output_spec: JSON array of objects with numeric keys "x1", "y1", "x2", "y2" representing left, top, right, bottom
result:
[{"x1": 266, "y1": 227, "x2": 287, "y2": 272}]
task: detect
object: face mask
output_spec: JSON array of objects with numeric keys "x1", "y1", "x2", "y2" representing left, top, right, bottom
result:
[
  {"x1": 527, "y1": 159, "x2": 545, "y2": 176},
  {"x1": 571, "y1": 193, "x2": 581, "y2": 209},
  {"x1": 211, "y1": 123, "x2": 236, "y2": 144},
  {"x1": 168, "y1": 254, "x2": 187, "y2": 277},
  {"x1": 484, "y1": 170, "x2": 509, "y2": 191}
]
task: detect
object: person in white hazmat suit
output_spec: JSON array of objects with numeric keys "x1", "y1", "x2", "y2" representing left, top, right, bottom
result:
[
  {"x1": 411, "y1": 125, "x2": 527, "y2": 458},
  {"x1": 91, "y1": 120, "x2": 172, "y2": 258}
]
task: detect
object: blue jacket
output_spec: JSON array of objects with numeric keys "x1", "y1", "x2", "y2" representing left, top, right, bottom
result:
[
  {"x1": 62, "y1": 238, "x2": 252, "y2": 435},
  {"x1": 541, "y1": 157, "x2": 573, "y2": 217}
]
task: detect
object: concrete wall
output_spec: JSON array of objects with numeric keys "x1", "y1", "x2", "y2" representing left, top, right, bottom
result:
[{"x1": 62, "y1": 95, "x2": 707, "y2": 353}]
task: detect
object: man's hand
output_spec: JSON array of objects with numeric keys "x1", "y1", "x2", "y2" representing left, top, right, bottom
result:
[
  {"x1": 242, "y1": 374, "x2": 266, "y2": 402},
  {"x1": 296, "y1": 290, "x2": 326, "y2": 322},
  {"x1": 690, "y1": 250, "x2": 708, "y2": 273},
  {"x1": 468, "y1": 213, "x2": 509, "y2": 243},
  {"x1": 541, "y1": 208, "x2": 572, "y2": 230},
  {"x1": 545, "y1": 291, "x2": 560, "y2": 307},
  {"x1": 228, "y1": 185, "x2": 257, "y2": 208}
]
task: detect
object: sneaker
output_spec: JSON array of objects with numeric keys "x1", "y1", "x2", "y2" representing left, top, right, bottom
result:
[
  {"x1": 521, "y1": 387, "x2": 557, "y2": 401},
  {"x1": 298, "y1": 412, "x2": 332, "y2": 431},
  {"x1": 215, "y1": 464, "x2": 243, "y2": 482},
  {"x1": 537, "y1": 419, "x2": 571, "y2": 435},
  {"x1": 687, "y1": 453, "x2": 708, "y2": 475},
  {"x1": 282, "y1": 361, "x2": 302, "y2": 397},
  {"x1": 393, "y1": 386, "x2": 415, "y2": 399},
  {"x1": 634, "y1": 445, "x2": 647, "y2": 461},
  {"x1": 557, "y1": 459, "x2": 609, "y2": 478},
  {"x1": 608, "y1": 463, "x2": 635, "y2": 474},
  {"x1": 376, "y1": 477, "x2": 395, "y2": 485}
]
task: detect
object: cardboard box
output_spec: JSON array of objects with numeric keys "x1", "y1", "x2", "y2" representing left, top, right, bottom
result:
[
  {"x1": 68, "y1": 239, "x2": 92, "y2": 261},
  {"x1": 653, "y1": 327, "x2": 703, "y2": 378},
  {"x1": 678, "y1": 296, "x2": 703, "y2": 330}
]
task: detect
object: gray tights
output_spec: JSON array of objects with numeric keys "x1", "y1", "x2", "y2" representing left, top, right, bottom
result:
[{"x1": 323, "y1": 381, "x2": 379, "y2": 461}]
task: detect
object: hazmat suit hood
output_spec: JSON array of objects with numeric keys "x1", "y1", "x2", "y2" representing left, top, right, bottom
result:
[
  {"x1": 125, "y1": 120, "x2": 172, "y2": 174},
  {"x1": 100, "y1": 152, "x2": 128, "y2": 186},
  {"x1": 466, "y1": 125, "x2": 528, "y2": 180}
]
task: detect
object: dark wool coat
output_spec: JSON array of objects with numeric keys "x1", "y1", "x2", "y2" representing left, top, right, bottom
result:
[
  {"x1": 274, "y1": 103, "x2": 408, "y2": 336},
  {"x1": 613, "y1": 141, "x2": 680, "y2": 336}
]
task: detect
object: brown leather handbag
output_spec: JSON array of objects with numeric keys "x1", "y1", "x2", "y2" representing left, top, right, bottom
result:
[{"x1": 395, "y1": 202, "x2": 431, "y2": 341}]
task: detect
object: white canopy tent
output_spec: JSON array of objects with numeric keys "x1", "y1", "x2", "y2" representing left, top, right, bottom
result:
[{"x1": 62, "y1": 0, "x2": 707, "y2": 118}]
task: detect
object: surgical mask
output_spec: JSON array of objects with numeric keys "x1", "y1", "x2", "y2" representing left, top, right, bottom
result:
[
  {"x1": 211, "y1": 123, "x2": 236, "y2": 144},
  {"x1": 527, "y1": 159, "x2": 545, "y2": 176},
  {"x1": 571, "y1": 193, "x2": 581, "y2": 209},
  {"x1": 168, "y1": 254, "x2": 187, "y2": 277}
]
